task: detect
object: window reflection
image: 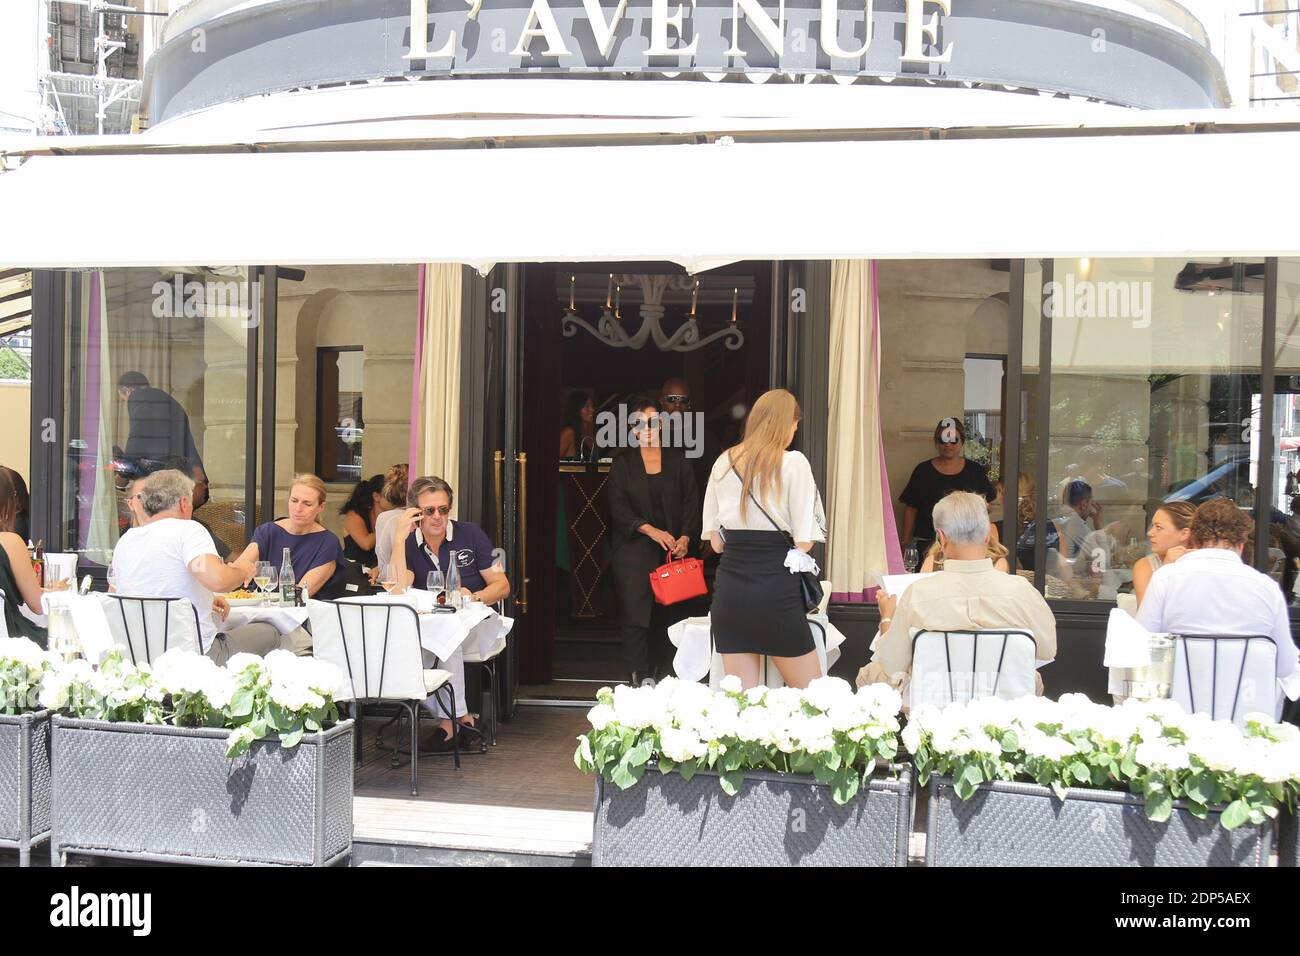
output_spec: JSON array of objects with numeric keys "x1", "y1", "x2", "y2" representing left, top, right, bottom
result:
[{"x1": 1021, "y1": 258, "x2": 1265, "y2": 602}]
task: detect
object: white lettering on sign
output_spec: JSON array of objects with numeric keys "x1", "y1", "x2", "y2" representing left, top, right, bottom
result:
[
  {"x1": 646, "y1": 0, "x2": 699, "y2": 56},
  {"x1": 727, "y1": 0, "x2": 784, "y2": 58},
  {"x1": 901, "y1": 0, "x2": 952, "y2": 64},
  {"x1": 582, "y1": 0, "x2": 630, "y2": 58},
  {"x1": 820, "y1": 0, "x2": 873, "y2": 59},
  {"x1": 405, "y1": 0, "x2": 952, "y2": 64},
  {"x1": 511, "y1": 0, "x2": 572, "y2": 56}
]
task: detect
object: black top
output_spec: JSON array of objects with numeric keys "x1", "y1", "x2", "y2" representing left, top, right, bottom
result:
[
  {"x1": 899, "y1": 458, "x2": 996, "y2": 542},
  {"x1": 123, "y1": 386, "x2": 203, "y2": 475},
  {"x1": 645, "y1": 472, "x2": 670, "y2": 531},
  {"x1": 0, "y1": 543, "x2": 45, "y2": 646}
]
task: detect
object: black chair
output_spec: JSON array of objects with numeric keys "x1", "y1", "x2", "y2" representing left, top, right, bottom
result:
[
  {"x1": 308, "y1": 598, "x2": 459, "y2": 796},
  {"x1": 909, "y1": 629, "x2": 1039, "y2": 710},
  {"x1": 101, "y1": 594, "x2": 205, "y2": 664},
  {"x1": 1172, "y1": 634, "x2": 1280, "y2": 727}
]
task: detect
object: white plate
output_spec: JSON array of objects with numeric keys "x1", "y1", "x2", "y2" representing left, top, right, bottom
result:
[{"x1": 224, "y1": 596, "x2": 269, "y2": 607}]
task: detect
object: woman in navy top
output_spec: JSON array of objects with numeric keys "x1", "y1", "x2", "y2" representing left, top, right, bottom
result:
[{"x1": 232, "y1": 474, "x2": 345, "y2": 597}]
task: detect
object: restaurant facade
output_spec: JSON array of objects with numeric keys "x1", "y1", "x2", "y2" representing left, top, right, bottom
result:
[{"x1": 4, "y1": 0, "x2": 1300, "y2": 713}]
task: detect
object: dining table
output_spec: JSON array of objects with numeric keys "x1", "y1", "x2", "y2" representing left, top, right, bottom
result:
[{"x1": 666, "y1": 613, "x2": 847, "y2": 690}]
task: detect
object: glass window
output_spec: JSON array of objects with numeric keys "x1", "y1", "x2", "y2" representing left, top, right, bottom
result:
[
  {"x1": 62, "y1": 268, "x2": 253, "y2": 565},
  {"x1": 1021, "y1": 258, "x2": 1265, "y2": 602},
  {"x1": 1270, "y1": 258, "x2": 1300, "y2": 602},
  {"x1": 316, "y1": 347, "x2": 365, "y2": 483}
]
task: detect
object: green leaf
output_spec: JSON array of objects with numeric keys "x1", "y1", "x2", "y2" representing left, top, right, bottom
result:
[
  {"x1": 831, "y1": 769, "x2": 860, "y2": 806},
  {"x1": 626, "y1": 737, "x2": 654, "y2": 768},
  {"x1": 228, "y1": 686, "x2": 254, "y2": 718},
  {"x1": 1146, "y1": 790, "x2": 1174, "y2": 823},
  {"x1": 1219, "y1": 799, "x2": 1251, "y2": 830},
  {"x1": 279, "y1": 725, "x2": 305, "y2": 749},
  {"x1": 999, "y1": 730, "x2": 1019, "y2": 753},
  {"x1": 1185, "y1": 773, "x2": 1217, "y2": 806},
  {"x1": 657, "y1": 758, "x2": 676, "y2": 775},
  {"x1": 678, "y1": 759, "x2": 699, "y2": 782},
  {"x1": 719, "y1": 770, "x2": 743, "y2": 796},
  {"x1": 1069, "y1": 760, "x2": 1090, "y2": 784},
  {"x1": 961, "y1": 763, "x2": 985, "y2": 789}
]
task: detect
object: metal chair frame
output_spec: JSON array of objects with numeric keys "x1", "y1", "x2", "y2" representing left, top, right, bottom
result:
[
  {"x1": 103, "y1": 593, "x2": 205, "y2": 664},
  {"x1": 910, "y1": 629, "x2": 1039, "y2": 707}
]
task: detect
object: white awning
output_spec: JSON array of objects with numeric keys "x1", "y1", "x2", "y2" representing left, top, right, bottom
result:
[{"x1": 2, "y1": 129, "x2": 1299, "y2": 271}]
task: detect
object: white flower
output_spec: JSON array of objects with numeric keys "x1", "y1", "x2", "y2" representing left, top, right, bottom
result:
[
  {"x1": 659, "y1": 727, "x2": 708, "y2": 762},
  {"x1": 801, "y1": 676, "x2": 853, "y2": 714},
  {"x1": 901, "y1": 720, "x2": 922, "y2": 754},
  {"x1": 1135, "y1": 739, "x2": 1191, "y2": 772},
  {"x1": 718, "y1": 675, "x2": 743, "y2": 694},
  {"x1": 587, "y1": 703, "x2": 615, "y2": 731}
]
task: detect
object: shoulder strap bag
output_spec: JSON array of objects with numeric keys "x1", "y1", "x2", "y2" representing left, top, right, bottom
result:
[{"x1": 730, "y1": 464, "x2": 822, "y2": 615}]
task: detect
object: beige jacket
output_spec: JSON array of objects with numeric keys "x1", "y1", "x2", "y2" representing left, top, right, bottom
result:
[{"x1": 858, "y1": 558, "x2": 1057, "y2": 692}]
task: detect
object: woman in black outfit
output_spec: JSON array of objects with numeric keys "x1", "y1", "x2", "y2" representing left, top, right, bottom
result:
[
  {"x1": 0, "y1": 467, "x2": 30, "y2": 543},
  {"x1": 607, "y1": 398, "x2": 701, "y2": 687},
  {"x1": 338, "y1": 474, "x2": 390, "y2": 567},
  {"x1": 898, "y1": 417, "x2": 995, "y2": 559}
]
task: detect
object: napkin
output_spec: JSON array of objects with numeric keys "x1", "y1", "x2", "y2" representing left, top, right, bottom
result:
[
  {"x1": 784, "y1": 549, "x2": 819, "y2": 575},
  {"x1": 1103, "y1": 607, "x2": 1155, "y2": 668}
]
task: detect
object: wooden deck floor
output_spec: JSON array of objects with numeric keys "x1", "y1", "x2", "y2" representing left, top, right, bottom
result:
[{"x1": 352, "y1": 705, "x2": 596, "y2": 859}]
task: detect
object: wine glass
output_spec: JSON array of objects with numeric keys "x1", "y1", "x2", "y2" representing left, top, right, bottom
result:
[
  {"x1": 427, "y1": 569, "x2": 445, "y2": 606},
  {"x1": 265, "y1": 566, "x2": 280, "y2": 606},
  {"x1": 253, "y1": 561, "x2": 274, "y2": 606},
  {"x1": 903, "y1": 542, "x2": 920, "y2": 574},
  {"x1": 379, "y1": 564, "x2": 398, "y2": 593}
]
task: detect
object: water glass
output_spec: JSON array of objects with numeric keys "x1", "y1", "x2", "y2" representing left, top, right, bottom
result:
[
  {"x1": 379, "y1": 564, "x2": 397, "y2": 593},
  {"x1": 427, "y1": 569, "x2": 445, "y2": 605},
  {"x1": 903, "y1": 542, "x2": 920, "y2": 573}
]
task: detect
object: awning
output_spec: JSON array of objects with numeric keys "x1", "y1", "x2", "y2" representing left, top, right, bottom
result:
[
  {"x1": 2, "y1": 129, "x2": 1300, "y2": 271},
  {"x1": 0, "y1": 269, "x2": 32, "y2": 333}
]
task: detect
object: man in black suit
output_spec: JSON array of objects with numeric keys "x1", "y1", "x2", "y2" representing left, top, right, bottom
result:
[{"x1": 117, "y1": 371, "x2": 203, "y2": 479}]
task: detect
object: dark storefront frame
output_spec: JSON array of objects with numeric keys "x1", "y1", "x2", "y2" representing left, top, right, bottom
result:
[{"x1": 27, "y1": 257, "x2": 1296, "y2": 696}]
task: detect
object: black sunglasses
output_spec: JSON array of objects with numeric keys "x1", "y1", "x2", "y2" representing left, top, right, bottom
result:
[{"x1": 420, "y1": 505, "x2": 451, "y2": 517}]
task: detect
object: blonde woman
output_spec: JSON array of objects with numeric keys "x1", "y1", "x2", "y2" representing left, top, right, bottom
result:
[
  {"x1": 702, "y1": 389, "x2": 827, "y2": 690},
  {"x1": 920, "y1": 537, "x2": 1010, "y2": 573},
  {"x1": 1132, "y1": 500, "x2": 1195, "y2": 606},
  {"x1": 233, "y1": 474, "x2": 346, "y2": 601}
]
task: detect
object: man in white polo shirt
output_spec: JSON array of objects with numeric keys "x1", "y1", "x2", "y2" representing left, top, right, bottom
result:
[
  {"x1": 1137, "y1": 497, "x2": 1299, "y2": 687},
  {"x1": 111, "y1": 469, "x2": 282, "y2": 662}
]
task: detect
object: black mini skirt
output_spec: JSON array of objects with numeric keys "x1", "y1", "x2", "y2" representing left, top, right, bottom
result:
[{"x1": 710, "y1": 529, "x2": 814, "y2": 657}]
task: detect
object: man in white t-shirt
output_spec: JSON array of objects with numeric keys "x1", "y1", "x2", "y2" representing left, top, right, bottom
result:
[
  {"x1": 1137, "y1": 498, "x2": 1299, "y2": 691},
  {"x1": 111, "y1": 469, "x2": 284, "y2": 662}
]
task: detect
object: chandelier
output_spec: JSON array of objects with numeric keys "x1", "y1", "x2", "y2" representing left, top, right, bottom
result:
[{"x1": 560, "y1": 273, "x2": 745, "y2": 352}]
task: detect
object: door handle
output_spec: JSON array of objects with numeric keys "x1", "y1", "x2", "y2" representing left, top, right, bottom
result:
[
  {"x1": 516, "y1": 451, "x2": 528, "y2": 614},
  {"x1": 493, "y1": 450, "x2": 504, "y2": 545}
]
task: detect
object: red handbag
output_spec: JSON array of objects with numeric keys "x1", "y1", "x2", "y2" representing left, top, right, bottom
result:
[{"x1": 649, "y1": 552, "x2": 708, "y2": 605}]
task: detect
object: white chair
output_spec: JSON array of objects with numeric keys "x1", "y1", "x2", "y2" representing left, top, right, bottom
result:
[
  {"x1": 100, "y1": 594, "x2": 204, "y2": 665},
  {"x1": 460, "y1": 600, "x2": 510, "y2": 746},
  {"x1": 909, "y1": 629, "x2": 1038, "y2": 711},
  {"x1": 1171, "y1": 634, "x2": 1280, "y2": 727},
  {"x1": 307, "y1": 598, "x2": 456, "y2": 796}
]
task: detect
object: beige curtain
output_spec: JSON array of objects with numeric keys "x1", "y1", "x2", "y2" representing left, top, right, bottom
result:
[
  {"x1": 414, "y1": 264, "x2": 462, "y2": 508},
  {"x1": 826, "y1": 260, "x2": 901, "y2": 601}
]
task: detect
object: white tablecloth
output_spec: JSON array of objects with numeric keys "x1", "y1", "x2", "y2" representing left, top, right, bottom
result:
[
  {"x1": 39, "y1": 592, "x2": 115, "y2": 664},
  {"x1": 225, "y1": 593, "x2": 513, "y2": 662},
  {"x1": 667, "y1": 613, "x2": 846, "y2": 689}
]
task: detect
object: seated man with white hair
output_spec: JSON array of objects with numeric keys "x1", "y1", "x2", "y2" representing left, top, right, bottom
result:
[
  {"x1": 111, "y1": 469, "x2": 301, "y2": 662},
  {"x1": 858, "y1": 491, "x2": 1057, "y2": 700}
]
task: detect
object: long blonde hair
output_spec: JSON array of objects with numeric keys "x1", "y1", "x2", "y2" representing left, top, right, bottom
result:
[{"x1": 730, "y1": 389, "x2": 801, "y2": 519}]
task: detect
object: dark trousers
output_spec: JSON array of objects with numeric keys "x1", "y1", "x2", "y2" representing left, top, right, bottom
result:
[{"x1": 622, "y1": 602, "x2": 680, "y2": 678}]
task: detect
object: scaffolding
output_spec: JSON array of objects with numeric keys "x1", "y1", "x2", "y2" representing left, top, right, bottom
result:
[{"x1": 38, "y1": 0, "x2": 164, "y2": 136}]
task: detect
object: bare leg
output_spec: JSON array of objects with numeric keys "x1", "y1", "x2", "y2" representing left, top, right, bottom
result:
[
  {"x1": 772, "y1": 650, "x2": 822, "y2": 690},
  {"x1": 722, "y1": 653, "x2": 762, "y2": 689}
]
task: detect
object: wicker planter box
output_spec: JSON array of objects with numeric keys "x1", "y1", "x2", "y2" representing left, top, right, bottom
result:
[
  {"x1": 50, "y1": 716, "x2": 354, "y2": 866},
  {"x1": 925, "y1": 777, "x2": 1272, "y2": 867},
  {"x1": 0, "y1": 710, "x2": 52, "y2": 867},
  {"x1": 1277, "y1": 813, "x2": 1300, "y2": 867},
  {"x1": 593, "y1": 767, "x2": 912, "y2": 867}
]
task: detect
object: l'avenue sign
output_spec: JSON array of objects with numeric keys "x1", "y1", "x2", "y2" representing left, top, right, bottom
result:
[{"x1": 404, "y1": 0, "x2": 955, "y2": 73}]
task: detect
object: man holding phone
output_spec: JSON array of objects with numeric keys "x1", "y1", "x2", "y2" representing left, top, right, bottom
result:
[{"x1": 389, "y1": 475, "x2": 510, "y2": 748}]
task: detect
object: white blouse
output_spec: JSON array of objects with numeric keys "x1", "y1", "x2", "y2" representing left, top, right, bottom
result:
[{"x1": 702, "y1": 450, "x2": 827, "y2": 543}]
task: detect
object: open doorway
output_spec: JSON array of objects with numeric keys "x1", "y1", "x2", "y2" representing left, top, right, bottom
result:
[{"x1": 513, "y1": 262, "x2": 774, "y2": 702}]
